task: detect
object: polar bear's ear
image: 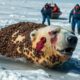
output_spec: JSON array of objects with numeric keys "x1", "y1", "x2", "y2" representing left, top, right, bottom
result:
[{"x1": 30, "y1": 30, "x2": 37, "y2": 41}]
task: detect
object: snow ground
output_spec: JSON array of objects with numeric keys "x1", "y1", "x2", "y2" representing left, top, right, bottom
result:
[{"x1": 0, "y1": 0, "x2": 80, "y2": 80}]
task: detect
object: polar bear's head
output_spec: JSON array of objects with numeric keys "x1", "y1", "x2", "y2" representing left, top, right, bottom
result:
[{"x1": 30, "y1": 26, "x2": 78, "y2": 64}]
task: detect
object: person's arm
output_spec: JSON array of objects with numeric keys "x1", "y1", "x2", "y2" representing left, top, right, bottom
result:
[
  {"x1": 41, "y1": 8, "x2": 43, "y2": 13},
  {"x1": 69, "y1": 9, "x2": 73, "y2": 23}
]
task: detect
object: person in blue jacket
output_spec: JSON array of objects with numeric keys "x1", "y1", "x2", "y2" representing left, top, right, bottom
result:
[
  {"x1": 41, "y1": 3, "x2": 52, "y2": 25},
  {"x1": 69, "y1": 4, "x2": 80, "y2": 35}
]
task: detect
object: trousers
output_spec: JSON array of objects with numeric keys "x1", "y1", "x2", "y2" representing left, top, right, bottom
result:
[
  {"x1": 42, "y1": 15, "x2": 50, "y2": 25},
  {"x1": 71, "y1": 18, "x2": 80, "y2": 34}
]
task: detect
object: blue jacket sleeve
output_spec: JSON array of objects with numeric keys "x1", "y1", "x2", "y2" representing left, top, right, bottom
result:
[{"x1": 69, "y1": 9, "x2": 73, "y2": 23}]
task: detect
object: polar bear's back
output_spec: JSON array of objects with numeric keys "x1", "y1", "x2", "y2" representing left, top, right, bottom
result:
[{"x1": 0, "y1": 22, "x2": 46, "y2": 58}]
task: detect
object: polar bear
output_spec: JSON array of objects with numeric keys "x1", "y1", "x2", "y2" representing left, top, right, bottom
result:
[{"x1": 0, "y1": 22, "x2": 78, "y2": 68}]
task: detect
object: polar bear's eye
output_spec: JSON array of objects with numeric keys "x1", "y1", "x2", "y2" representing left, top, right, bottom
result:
[
  {"x1": 48, "y1": 31, "x2": 58, "y2": 35},
  {"x1": 49, "y1": 28, "x2": 61, "y2": 35},
  {"x1": 52, "y1": 31, "x2": 58, "y2": 34},
  {"x1": 52, "y1": 28, "x2": 61, "y2": 34},
  {"x1": 32, "y1": 33, "x2": 35, "y2": 36}
]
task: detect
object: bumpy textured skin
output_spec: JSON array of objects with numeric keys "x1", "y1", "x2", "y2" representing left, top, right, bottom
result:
[{"x1": 0, "y1": 22, "x2": 70, "y2": 68}]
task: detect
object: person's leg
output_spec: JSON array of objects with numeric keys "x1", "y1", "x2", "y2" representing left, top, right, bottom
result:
[
  {"x1": 42, "y1": 15, "x2": 46, "y2": 25},
  {"x1": 71, "y1": 19, "x2": 76, "y2": 33},
  {"x1": 47, "y1": 16, "x2": 50, "y2": 25},
  {"x1": 77, "y1": 20, "x2": 80, "y2": 35}
]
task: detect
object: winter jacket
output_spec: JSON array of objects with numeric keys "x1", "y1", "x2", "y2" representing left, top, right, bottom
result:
[
  {"x1": 41, "y1": 7, "x2": 52, "y2": 17},
  {"x1": 69, "y1": 8, "x2": 80, "y2": 23},
  {"x1": 53, "y1": 6, "x2": 59, "y2": 12}
]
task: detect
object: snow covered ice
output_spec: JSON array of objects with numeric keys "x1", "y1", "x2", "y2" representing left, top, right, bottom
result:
[{"x1": 0, "y1": 69, "x2": 53, "y2": 80}]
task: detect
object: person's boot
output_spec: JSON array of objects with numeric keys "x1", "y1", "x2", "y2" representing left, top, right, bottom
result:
[{"x1": 78, "y1": 28, "x2": 80, "y2": 35}]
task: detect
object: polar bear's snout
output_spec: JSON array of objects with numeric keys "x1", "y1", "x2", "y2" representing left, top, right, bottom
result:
[{"x1": 67, "y1": 35, "x2": 78, "y2": 46}]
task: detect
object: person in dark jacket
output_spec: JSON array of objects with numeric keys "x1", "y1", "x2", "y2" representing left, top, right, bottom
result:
[
  {"x1": 41, "y1": 3, "x2": 52, "y2": 25},
  {"x1": 69, "y1": 4, "x2": 80, "y2": 34}
]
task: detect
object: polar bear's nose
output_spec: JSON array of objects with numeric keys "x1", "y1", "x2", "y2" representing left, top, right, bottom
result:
[{"x1": 67, "y1": 36, "x2": 78, "y2": 45}]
